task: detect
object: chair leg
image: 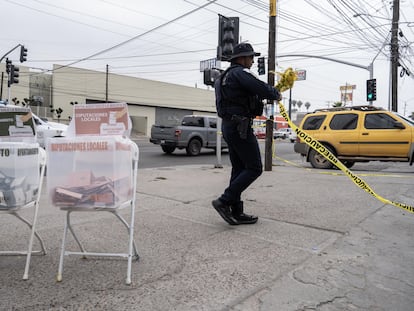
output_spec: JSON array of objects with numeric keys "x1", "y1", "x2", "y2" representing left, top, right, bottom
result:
[
  {"x1": 10, "y1": 205, "x2": 45, "y2": 280},
  {"x1": 13, "y1": 213, "x2": 46, "y2": 256},
  {"x1": 113, "y1": 208, "x2": 138, "y2": 285},
  {"x1": 66, "y1": 211, "x2": 87, "y2": 257},
  {"x1": 57, "y1": 211, "x2": 70, "y2": 282},
  {"x1": 23, "y1": 206, "x2": 36, "y2": 280},
  {"x1": 113, "y1": 211, "x2": 139, "y2": 259}
]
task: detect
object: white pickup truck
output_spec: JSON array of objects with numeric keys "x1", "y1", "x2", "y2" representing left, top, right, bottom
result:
[{"x1": 150, "y1": 115, "x2": 227, "y2": 156}]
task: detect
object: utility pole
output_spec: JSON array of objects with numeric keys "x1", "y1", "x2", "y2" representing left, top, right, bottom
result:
[
  {"x1": 105, "y1": 64, "x2": 109, "y2": 103},
  {"x1": 264, "y1": 0, "x2": 277, "y2": 172},
  {"x1": 391, "y1": 0, "x2": 399, "y2": 112}
]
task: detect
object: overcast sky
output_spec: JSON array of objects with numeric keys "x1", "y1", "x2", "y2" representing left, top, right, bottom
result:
[{"x1": 1, "y1": 0, "x2": 414, "y2": 114}]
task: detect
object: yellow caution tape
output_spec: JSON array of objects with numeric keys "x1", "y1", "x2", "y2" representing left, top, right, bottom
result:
[
  {"x1": 274, "y1": 153, "x2": 414, "y2": 178},
  {"x1": 278, "y1": 102, "x2": 414, "y2": 214}
]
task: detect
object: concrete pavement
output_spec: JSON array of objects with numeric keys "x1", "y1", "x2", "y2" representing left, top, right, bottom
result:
[{"x1": 1, "y1": 158, "x2": 414, "y2": 310}]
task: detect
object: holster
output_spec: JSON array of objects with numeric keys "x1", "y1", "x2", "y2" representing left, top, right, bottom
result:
[{"x1": 231, "y1": 115, "x2": 250, "y2": 139}]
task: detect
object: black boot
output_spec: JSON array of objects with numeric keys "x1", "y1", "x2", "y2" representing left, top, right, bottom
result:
[
  {"x1": 232, "y1": 201, "x2": 258, "y2": 224},
  {"x1": 212, "y1": 199, "x2": 239, "y2": 225}
]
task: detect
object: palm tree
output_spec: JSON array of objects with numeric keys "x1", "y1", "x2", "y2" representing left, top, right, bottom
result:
[{"x1": 297, "y1": 100, "x2": 303, "y2": 111}]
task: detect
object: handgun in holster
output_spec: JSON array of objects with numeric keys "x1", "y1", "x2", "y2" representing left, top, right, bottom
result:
[{"x1": 231, "y1": 115, "x2": 250, "y2": 139}]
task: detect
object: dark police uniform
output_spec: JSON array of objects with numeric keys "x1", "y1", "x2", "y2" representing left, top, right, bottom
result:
[{"x1": 214, "y1": 63, "x2": 281, "y2": 222}]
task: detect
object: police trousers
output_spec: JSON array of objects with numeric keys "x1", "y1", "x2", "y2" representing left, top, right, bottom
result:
[{"x1": 219, "y1": 118, "x2": 263, "y2": 205}]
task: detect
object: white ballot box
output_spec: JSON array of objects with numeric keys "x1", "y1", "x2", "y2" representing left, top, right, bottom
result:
[
  {"x1": 0, "y1": 142, "x2": 40, "y2": 209},
  {"x1": 0, "y1": 141, "x2": 46, "y2": 280},
  {"x1": 47, "y1": 136, "x2": 134, "y2": 209},
  {"x1": 48, "y1": 103, "x2": 139, "y2": 285}
]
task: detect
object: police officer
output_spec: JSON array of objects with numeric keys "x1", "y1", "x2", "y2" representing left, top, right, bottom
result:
[{"x1": 212, "y1": 42, "x2": 282, "y2": 225}]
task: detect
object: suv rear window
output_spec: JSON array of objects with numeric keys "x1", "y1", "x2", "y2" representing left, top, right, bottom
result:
[
  {"x1": 302, "y1": 115, "x2": 326, "y2": 130},
  {"x1": 329, "y1": 113, "x2": 358, "y2": 130},
  {"x1": 364, "y1": 113, "x2": 398, "y2": 129}
]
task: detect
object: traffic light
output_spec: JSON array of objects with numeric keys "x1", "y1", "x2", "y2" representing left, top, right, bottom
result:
[
  {"x1": 203, "y1": 68, "x2": 222, "y2": 86},
  {"x1": 20, "y1": 45, "x2": 28, "y2": 63},
  {"x1": 217, "y1": 15, "x2": 239, "y2": 61},
  {"x1": 366, "y1": 78, "x2": 377, "y2": 101},
  {"x1": 8, "y1": 65, "x2": 19, "y2": 86},
  {"x1": 257, "y1": 57, "x2": 265, "y2": 75},
  {"x1": 5, "y1": 58, "x2": 12, "y2": 74}
]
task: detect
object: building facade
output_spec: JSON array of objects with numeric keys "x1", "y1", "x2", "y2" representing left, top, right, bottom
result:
[{"x1": 1, "y1": 63, "x2": 217, "y2": 136}]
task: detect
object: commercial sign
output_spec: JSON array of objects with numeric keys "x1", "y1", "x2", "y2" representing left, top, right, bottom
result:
[
  {"x1": 340, "y1": 84, "x2": 356, "y2": 91},
  {"x1": 200, "y1": 58, "x2": 217, "y2": 72},
  {"x1": 295, "y1": 69, "x2": 306, "y2": 81}
]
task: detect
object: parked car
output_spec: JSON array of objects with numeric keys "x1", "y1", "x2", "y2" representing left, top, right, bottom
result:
[
  {"x1": 150, "y1": 115, "x2": 227, "y2": 156},
  {"x1": 273, "y1": 127, "x2": 293, "y2": 139},
  {"x1": 294, "y1": 105, "x2": 414, "y2": 169},
  {"x1": 31, "y1": 113, "x2": 68, "y2": 148},
  {"x1": 254, "y1": 127, "x2": 266, "y2": 139},
  {"x1": 0, "y1": 102, "x2": 68, "y2": 148},
  {"x1": 288, "y1": 130, "x2": 297, "y2": 143}
]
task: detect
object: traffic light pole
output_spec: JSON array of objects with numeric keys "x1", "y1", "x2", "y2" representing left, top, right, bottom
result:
[
  {"x1": 264, "y1": 0, "x2": 277, "y2": 172},
  {"x1": 0, "y1": 44, "x2": 22, "y2": 63}
]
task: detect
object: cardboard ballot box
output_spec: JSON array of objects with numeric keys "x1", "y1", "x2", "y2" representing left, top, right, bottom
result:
[
  {"x1": 0, "y1": 142, "x2": 40, "y2": 209},
  {"x1": 47, "y1": 136, "x2": 134, "y2": 209}
]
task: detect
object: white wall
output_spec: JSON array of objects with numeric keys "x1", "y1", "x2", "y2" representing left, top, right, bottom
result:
[{"x1": 51, "y1": 65, "x2": 216, "y2": 135}]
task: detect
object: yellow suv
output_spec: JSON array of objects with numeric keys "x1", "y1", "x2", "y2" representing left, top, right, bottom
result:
[{"x1": 294, "y1": 106, "x2": 414, "y2": 169}]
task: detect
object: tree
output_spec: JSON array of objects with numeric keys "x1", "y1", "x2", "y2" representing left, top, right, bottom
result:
[
  {"x1": 50, "y1": 105, "x2": 63, "y2": 122},
  {"x1": 297, "y1": 100, "x2": 303, "y2": 111},
  {"x1": 11, "y1": 97, "x2": 20, "y2": 105},
  {"x1": 305, "y1": 101, "x2": 311, "y2": 111},
  {"x1": 333, "y1": 101, "x2": 343, "y2": 107}
]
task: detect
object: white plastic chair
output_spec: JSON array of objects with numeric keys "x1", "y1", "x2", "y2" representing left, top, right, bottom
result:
[
  {"x1": 50, "y1": 138, "x2": 139, "y2": 285},
  {"x1": 0, "y1": 144, "x2": 47, "y2": 280}
]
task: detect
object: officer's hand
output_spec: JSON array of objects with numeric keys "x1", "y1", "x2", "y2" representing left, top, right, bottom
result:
[{"x1": 276, "y1": 92, "x2": 283, "y2": 102}]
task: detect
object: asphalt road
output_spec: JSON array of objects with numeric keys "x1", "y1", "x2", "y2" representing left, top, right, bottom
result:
[
  {"x1": 133, "y1": 136, "x2": 414, "y2": 175},
  {"x1": 133, "y1": 138, "x2": 297, "y2": 169}
]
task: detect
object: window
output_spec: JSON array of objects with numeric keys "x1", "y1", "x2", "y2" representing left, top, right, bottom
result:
[
  {"x1": 329, "y1": 113, "x2": 358, "y2": 130},
  {"x1": 208, "y1": 118, "x2": 217, "y2": 128},
  {"x1": 364, "y1": 113, "x2": 399, "y2": 129},
  {"x1": 302, "y1": 115, "x2": 326, "y2": 130},
  {"x1": 182, "y1": 116, "x2": 204, "y2": 127}
]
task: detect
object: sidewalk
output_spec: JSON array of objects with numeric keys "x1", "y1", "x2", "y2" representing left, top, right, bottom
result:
[{"x1": 1, "y1": 163, "x2": 414, "y2": 310}]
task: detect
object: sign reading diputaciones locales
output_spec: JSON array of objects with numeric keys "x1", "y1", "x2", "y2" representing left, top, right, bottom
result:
[{"x1": 72, "y1": 103, "x2": 130, "y2": 136}]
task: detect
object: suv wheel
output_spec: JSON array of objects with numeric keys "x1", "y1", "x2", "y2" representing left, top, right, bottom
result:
[
  {"x1": 186, "y1": 138, "x2": 201, "y2": 156},
  {"x1": 342, "y1": 161, "x2": 355, "y2": 169},
  {"x1": 309, "y1": 147, "x2": 334, "y2": 169}
]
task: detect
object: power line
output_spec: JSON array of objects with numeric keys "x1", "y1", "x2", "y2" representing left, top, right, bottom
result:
[{"x1": 40, "y1": 0, "x2": 218, "y2": 73}]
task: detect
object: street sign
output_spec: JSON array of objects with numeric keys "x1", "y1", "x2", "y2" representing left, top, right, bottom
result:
[
  {"x1": 200, "y1": 58, "x2": 217, "y2": 72},
  {"x1": 295, "y1": 69, "x2": 306, "y2": 81},
  {"x1": 340, "y1": 84, "x2": 356, "y2": 91}
]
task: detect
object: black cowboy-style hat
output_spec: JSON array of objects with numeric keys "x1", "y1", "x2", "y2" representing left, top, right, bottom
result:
[{"x1": 229, "y1": 43, "x2": 261, "y2": 60}]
